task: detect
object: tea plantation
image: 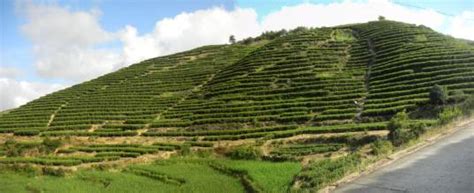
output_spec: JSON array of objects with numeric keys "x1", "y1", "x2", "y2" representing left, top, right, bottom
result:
[{"x1": 1, "y1": 20, "x2": 473, "y2": 192}]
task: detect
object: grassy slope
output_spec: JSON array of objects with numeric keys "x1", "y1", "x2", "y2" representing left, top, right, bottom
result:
[
  {"x1": 2, "y1": 20, "x2": 472, "y2": 135},
  {"x1": 0, "y1": 159, "x2": 301, "y2": 193},
  {"x1": 213, "y1": 159, "x2": 302, "y2": 193},
  {"x1": 0, "y1": 20, "x2": 474, "y2": 192}
]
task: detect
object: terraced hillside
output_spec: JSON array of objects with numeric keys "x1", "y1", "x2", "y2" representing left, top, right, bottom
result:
[{"x1": 1, "y1": 20, "x2": 474, "y2": 192}]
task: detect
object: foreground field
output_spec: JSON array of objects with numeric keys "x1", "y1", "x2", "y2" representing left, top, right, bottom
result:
[{"x1": 0, "y1": 158, "x2": 301, "y2": 193}]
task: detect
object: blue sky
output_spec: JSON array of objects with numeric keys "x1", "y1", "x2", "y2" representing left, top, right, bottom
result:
[
  {"x1": 1, "y1": 0, "x2": 474, "y2": 110},
  {"x1": 1, "y1": 0, "x2": 236, "y2": 83}
]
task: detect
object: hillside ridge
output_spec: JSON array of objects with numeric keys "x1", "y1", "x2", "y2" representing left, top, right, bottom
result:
[{"x1": 1, "y1": 20, "x2": 473, "y2": 136}]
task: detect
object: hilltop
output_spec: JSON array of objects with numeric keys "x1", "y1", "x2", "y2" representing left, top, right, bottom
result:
[{"x1": 0, "y1": 20, "x2": 473, "y2": 192}]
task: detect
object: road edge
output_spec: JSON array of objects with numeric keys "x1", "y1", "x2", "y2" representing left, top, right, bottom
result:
[{"x1": 321, "y1": 117, "x2": 474, "y2": 193}]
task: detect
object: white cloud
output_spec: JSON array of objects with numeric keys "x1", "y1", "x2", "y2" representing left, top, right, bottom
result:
[
  {"x1": 19, "y1": 1, "x2": 122, "y2": 81},
  {"x1": 0, "y1": 65, "x2": 65, "y2": 111},
  {"x1": 261, "y1": 0, "x2": 445, "y2": 31},
  {"x1": 118, "y1": 25, "x2": 162, "y2": 65},
  {"x1": 0, "y1": 77, "x2": 64, "y2": 111},
  {"x1": 119, "y1": 7, "x2": 261, "y2": 64},
  {"x1": 0, "y1": 66, "x2": 22, "y2": 79},
  {"x1": 447, "y1": 11, "x2": 474, "y2": 40}
]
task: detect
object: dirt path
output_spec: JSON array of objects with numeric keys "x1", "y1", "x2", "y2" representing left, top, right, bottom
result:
[{"x1": 355, "y1": 38, "x2": 375, "y2": 121}]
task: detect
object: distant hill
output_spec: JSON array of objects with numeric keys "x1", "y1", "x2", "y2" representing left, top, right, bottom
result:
[
  {"x1": 1, "y1": 20, "x2": 472, "y2": 136},
  {"x1": 0, "y1": 20, "x2": 473, "y2": 192}
]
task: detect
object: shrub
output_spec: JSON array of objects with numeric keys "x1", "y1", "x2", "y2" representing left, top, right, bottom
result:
[
  {"x1": 225, "y1": 145, "x2": 262, "y2": 160},
  {"x1": 42, "y1": 167, "x2": 68, "y2": 177},
  {"x1": 13, "y1": 130, "x2": 40, "y2": 136},
  {"x1": 411, "y1": 121, "x2": 427, "y2": 138},
  {"x1": 4, "y1": 139, "x2": 20, "y2": 156},
  {"x1": 449, "y1": 90, "x2": 467, "y2": 104},
  {"x1": 179, "y1": 144, "x2": 191, "y2": 156},
  {"x1": 371, "y1": 140, "x2": 393, "y2": 156},
  {"x1": 439, "y1": 106, "x2": 462, "y2": 125},
  {"x1": 41, "y1": 138, "x2": 62, "y2": 154},
  {"x1": 1, "y1": 164, "x2": 41, "y2": 176},
  {"x1": 387, "y1": 110, "x2": 409, "y2": 146},
  {"x1": 3, "y1": 140, "x2": 46, "y2": 157},
  {"x1": 296, "y1": 154, "x2": 361, "y2": 191},
  {"x1": 429, "y1": 85, "x2": 448, "y2": 105},
  {"x1": 460, "y1": 96, "x2": 474, "y2": 115},
  {"x1": 387, "y1": 111, "x2": 428, "y2": 146}
]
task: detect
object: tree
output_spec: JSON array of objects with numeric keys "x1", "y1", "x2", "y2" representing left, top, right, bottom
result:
[
  {"x1": 242, "y1": 37, "x2": 253, "y2": 45},
  {"x1": 229, "y1": 35, "x2": 236, "y2": 44},
  {"x1": 429, "y1": 84, "x2": 448, "y2": 105},
  {"x1": 292, "y1": 26, "x2": 308, "y2": 34},
  {"x1": 378, "y1": 16, "x2": 386, "y2": 21}
]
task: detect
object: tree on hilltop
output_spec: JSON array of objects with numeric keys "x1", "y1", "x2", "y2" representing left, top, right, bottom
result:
[{"x1": 229, "y1": 35, "x2": 236, "y2": 44}]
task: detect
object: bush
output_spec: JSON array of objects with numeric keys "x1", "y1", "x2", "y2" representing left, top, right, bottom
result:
[
  {"x1": 41, "y1": 138, "x2": 62, "y2": 154},
  {"x1": 439, "y1": 106, "x2": 462, "y2": 125},
  {"x1": 225, "y1": 145, "x2": 262, "y2": 160},
  {"x1": 42, "y1": 167, "x2": 68, "y2": 177},
  {"x1": 429, "y1": 85, "x2": 448, "y2": 105},
  {"x1": 387, "y1": 110, "x2": 409, "y2": 146},
  {"x1": 449, "y1": 90, "x2": 467, "y2": 104},
  {"x1": 371, "y1": 140, "x2": 393, "y2": 156},
  {"x1": 3, "y1": 140, "x2": 45, "y2": 157},
  {"x1": 411, "y1": 121, "x2": 427, "y2": 138},
  {"x1": 0, "y1": 164, "x2": 41, "y2": 176},
  {"x1": 179, "y1": 144, "x2": 191, "y2": 156},
  {"x1": 4, "y1": 139, "x2": 20, "y2": 156},
  {"x1": 296, "y1": 154, "x2": 361, "y2": 191},
  {"x1": 460, "y1": 96, "x2": 474, "y2": 115},
  {"x1": 387, "y1": 111, "x2": 428, "y2": 146},
  {"x1": 13, "y1": 130, "x2": 40, "y2": 136}
]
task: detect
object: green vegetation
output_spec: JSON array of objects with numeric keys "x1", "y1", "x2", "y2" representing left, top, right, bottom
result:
[
  {"x1": 0, "y1": 167, "x2": 242, "y2": 193},
  {"x1": 1, "y1": 20, "x2": 473, "y2": 192},
  {"x1": 438, "y1": 106, "x2": 463, "y2": 125},
  {"x1": 212, "y1": 159, "x2": 302, "y2": 193},
  {"x1": 388, "y1": 111, "x2": 428, "y2": 146},
  {"x1": 371, "y1": 140, "x2": 393, "y2": 156},
  {"x1": 296, "y1": 154, "x2": 362, "y2": 191},
  {"x1": 430, "y1": 84, "x2": 448, "y2": 105},
  {"x1": 226, "y1": 145, "x2": 263, "y2": 160},
  {"x1": 0, "y1": 158, "x2": 300, "y2": 193},
  {"x1": 3, "y1": 138, "x2": 62, "y2": 157}
]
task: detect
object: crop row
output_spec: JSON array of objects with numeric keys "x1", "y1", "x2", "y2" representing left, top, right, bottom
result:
[
  {"x1": 202, "y1": 123, "x2": 387, "y2": 141},
  {"x1": 0, "y1": 156, "x2": 119, "y2": 166},
  {"x1": 144, "y1": 125, "x2": 298, "y2": 137}
]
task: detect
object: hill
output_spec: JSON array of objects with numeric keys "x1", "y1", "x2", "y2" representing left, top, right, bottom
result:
[{"x1": 0, "y1": 20, "x2": 473, "y2": 192}]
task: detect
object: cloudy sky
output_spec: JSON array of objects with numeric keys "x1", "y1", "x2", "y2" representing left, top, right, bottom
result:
[{"x1": 1, "y1": 0, "x2": 473, "y2": 111}]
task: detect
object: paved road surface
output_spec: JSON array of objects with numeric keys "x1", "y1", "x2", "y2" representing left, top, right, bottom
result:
[{"x1": 334, "y1": 121, "x2": 474, "y2": 193}]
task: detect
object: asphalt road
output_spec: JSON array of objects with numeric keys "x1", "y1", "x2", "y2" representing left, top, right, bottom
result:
[{"x1": 334, "y1": 121, "x2": 474, "y2": 193}]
